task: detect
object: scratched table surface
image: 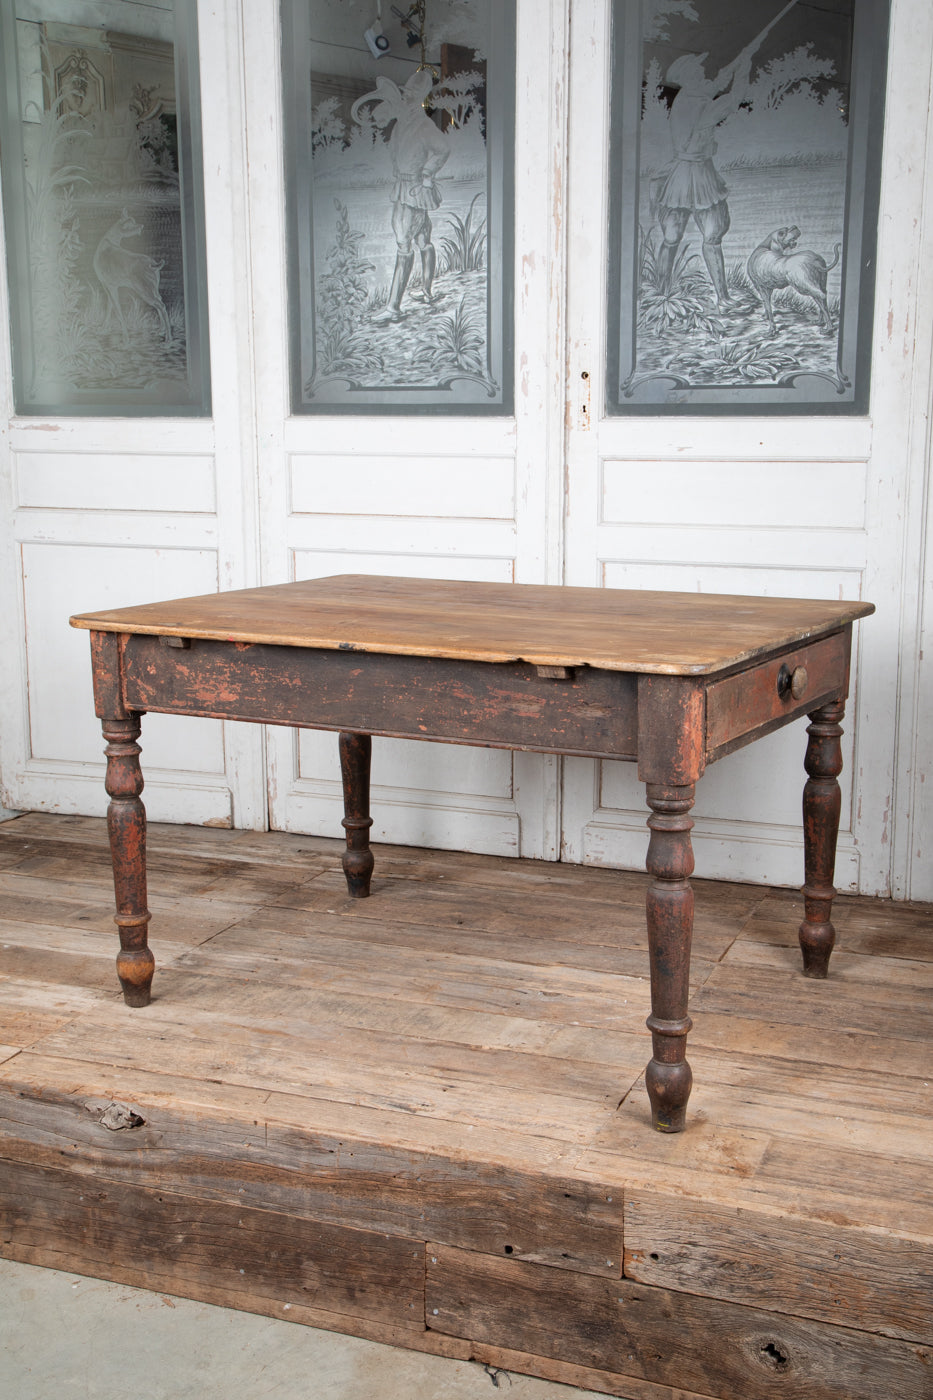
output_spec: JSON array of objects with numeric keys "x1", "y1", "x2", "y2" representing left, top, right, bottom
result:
[{"x1": 69, "y1": 575, "x2": 875, "y2": 677}]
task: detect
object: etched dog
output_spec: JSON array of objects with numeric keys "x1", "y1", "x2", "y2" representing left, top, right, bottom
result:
[
  {"x1": 93, "y1": 210, "x2": 172, "y2": 341},
  {"x1": 746, "y1": 226, "x2": 841, "y2": 333}
]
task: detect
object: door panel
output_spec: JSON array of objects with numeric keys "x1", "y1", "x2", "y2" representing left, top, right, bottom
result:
[
  {"x1": 13, "y1": 533, "x2": 230, "y2": 823},
  {"x1": 22, "y1": 543, "x2": 222, "y2": 769}
]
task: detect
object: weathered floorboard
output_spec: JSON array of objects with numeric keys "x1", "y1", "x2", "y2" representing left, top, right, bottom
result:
[
  {"x1": 0, "y1": 1056, "x2": 623, "y2": 1277},
  {"x1": 0, "y1": 814, "x2": 930, "y2": 1400},
  {"x1": 623, "y1": 1191, "x2": 931, "y2": 1343},
  {"x1": 1, "y1": 1158, "x2": 426, "y2": 1331},
  {"x1": 425, "y1": 1244, "x2": 931, "y2": 1400}
]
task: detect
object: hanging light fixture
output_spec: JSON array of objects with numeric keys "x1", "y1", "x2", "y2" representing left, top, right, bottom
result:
[{"x1": 364, "y1": 0, "x2": 391, "y2": 58}]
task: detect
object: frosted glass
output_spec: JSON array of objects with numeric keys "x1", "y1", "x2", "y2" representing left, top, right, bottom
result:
[
  {"x1": 282, "y1": 0, "x2": 515, "y2": 413},
  {"x1": 605, "y1": 0, "x2": 889, "y2": 414},
  {"x1": 0, "y1": 0, "x2": 210, "y2": 413}
]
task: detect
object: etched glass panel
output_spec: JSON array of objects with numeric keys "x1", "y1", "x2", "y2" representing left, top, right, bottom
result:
[
  {"x1": 607, "y1": 0, "x2": 889, "y2": 414},
  {"x1": 283, "y1": 0, "x2": 515, "y2": 414},
  {"x1": 0, "y1": 0, "x2": 210, "y2": 414}
]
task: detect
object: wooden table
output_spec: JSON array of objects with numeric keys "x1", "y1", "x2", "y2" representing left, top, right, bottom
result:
[{"x1": 70, "y1": 575, "x2": 874, "y2": 1133}]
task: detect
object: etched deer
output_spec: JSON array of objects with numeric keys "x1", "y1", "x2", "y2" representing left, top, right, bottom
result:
[{"x1": 92, "y1": 209, "x2": 172, "y2": 342}]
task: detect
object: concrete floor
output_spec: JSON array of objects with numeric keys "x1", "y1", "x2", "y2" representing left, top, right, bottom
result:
[{"x1": 0, "y1": 1259, "x2": 609, "y2": 1400}]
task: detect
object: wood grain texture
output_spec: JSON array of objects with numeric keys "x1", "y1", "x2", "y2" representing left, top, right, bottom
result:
[
  {"x1": 70, "y1": 574, "x2": 873, "y2": 675},
  {"x1": 624, "y1": 1192, "x2": 931, "y2": 1343},
  {"x1": 468, "y1": 1342, "x2": 721, "y2": 1400},
  {"x1": 27, "y1": 1000, "x2": 630, "y2": 1144},
  {"x1": 0, "y1": 1061, "x2": 623, "y2": 1277},
  {"x1": 426, "y1": 1244, "x2": 932, "y2": 1400},
  {"x1": 0, "y1": 1159, "x2": 425, "y2": 1330}
]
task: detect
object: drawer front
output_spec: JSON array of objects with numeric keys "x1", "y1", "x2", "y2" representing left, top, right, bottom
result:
[{"x1": 705, "y1": 629, "x2": 851, "y2": 758}]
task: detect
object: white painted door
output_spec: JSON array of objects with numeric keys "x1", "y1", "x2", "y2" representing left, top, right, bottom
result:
[
  {"x1": 0, "y1": 2, "x2": 266, "y2": 831},
  {"x1": 560, "y1": 0, "x2": 933, "y2": 897},
  {"x1": 240, "y1": 0, "x2": 569, "y2": 859}
]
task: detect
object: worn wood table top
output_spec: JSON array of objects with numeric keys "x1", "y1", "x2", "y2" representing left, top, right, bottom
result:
[{"x1": 70, "y1": 574, "x2": 874, "y2": 676}]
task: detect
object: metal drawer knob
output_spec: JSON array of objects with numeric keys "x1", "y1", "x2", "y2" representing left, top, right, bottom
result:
[{"x1": 777, "y1": 664, "x2": 809, "y2": 701}]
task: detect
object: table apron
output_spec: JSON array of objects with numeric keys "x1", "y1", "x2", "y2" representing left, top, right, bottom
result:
[{"x1": 119, "y1": 636, "x2": 640, "y2": 759}]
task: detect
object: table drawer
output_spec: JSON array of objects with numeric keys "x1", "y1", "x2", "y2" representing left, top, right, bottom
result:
[{"x1": 705, "y1": 629, "x2": 851, "y2": 757}]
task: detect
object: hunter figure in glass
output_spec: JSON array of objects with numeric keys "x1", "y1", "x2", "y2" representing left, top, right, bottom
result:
[
  {"x1": 296, "y1": 0, "x2": 509, "y2": 408},
  {"x1": 609, "y1": 0, "x2": 879, "y2": 409},
  {"x1": 654, "y1": 46, "x2": 754, "y2": 308},
  {"x1": 352, "y1": 70, "x2": 450, "y2": 323}
]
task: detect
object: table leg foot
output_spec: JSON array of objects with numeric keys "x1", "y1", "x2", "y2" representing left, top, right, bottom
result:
[
  {"x1": 799, "y1": 700, "x2": 845, "y2": 979},
  {"x1": 646, "y1": 1053, "x2": 693, "y2": 1134},
  {"x1": 103, "y1": 716, "x2": 153, "y2": 1007},
  {"x1": 644, "y1": 783, "x2": 695, "y2": 1133},
  {"x1": 340, "y1": 732, "x2": 374, "y2": 898},
  {"x1": 116, "y1": 945, "x2": 156, "y2": 1008}
]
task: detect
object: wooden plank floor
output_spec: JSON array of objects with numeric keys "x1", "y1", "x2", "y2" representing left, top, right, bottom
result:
[{"x1": 0, "y1": 812, "x2": 930, "y2": 1400}]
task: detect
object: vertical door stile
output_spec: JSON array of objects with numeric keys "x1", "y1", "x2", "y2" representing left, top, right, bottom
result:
[
  {"x1": 241, "y1": 0, "x2": 294, "y2": 833},
  {"x1": 241, "y1": 0, "x2": 290, "y2": 594},
  {"x1": 563, "y1": 0, "x2": 611, "y2": 591},
  {"x1": 513, "y1": 0, "x2": 571, "y2": 590},
  {"x1": 0, "y1": 138, "x2": 22, "y2": 819},
  {"x1": 877, "y1": 2, "x2": 933, "y2": 899},
  {"x1": 560, "y1": 0, "x2": 613, "y2": 864},
  {"x1": 510, "y1": 0, "x2": 573, "y2": 859},
  {"x1": 197, "y1": 0, "x2": 267, "y2": 830}
]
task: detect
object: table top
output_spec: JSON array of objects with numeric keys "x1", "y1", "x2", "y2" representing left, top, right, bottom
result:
[{"x1": 70, "y1": 575, "x2": 874, "y2": 676}]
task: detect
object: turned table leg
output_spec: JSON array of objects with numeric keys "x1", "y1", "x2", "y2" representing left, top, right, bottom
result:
[
  {"x1": 799, "y1": 699, "x2": 845, "y2": 978},
  {"x1": 340, "y1": 731, "x2": 374, "y2": 898},
  {"x1": 644, "y1": 782, "x2": 695, "y2": 1133},
  {"x1": 103, "y1": 714, "x2": 154, "y2": 1007}
]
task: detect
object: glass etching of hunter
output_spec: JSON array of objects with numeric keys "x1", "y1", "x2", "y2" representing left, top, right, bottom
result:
[
  {"x1": 608, "y1": 0, "x2": 888, "y2": 413},
  {"x1": 0, "y1": 0, "x2": 209, "y2": 414},
  {"x1": 284, "y1": 0, "x2": 515, "y2": 413}
]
